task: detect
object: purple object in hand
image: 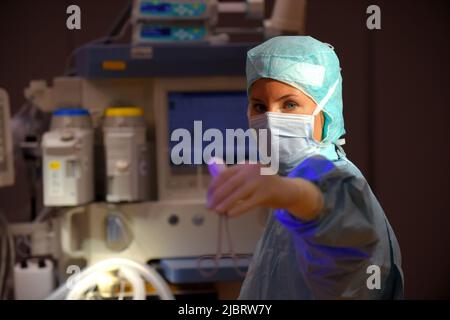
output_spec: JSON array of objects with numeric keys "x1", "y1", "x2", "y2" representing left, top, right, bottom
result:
[{"x1": 207, "y1": 157, "x2": 226, "y2": 177}]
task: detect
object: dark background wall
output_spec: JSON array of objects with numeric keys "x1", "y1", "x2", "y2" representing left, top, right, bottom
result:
[{"x1": 0, "y1": 0, "x2": 449, "y2": 298}]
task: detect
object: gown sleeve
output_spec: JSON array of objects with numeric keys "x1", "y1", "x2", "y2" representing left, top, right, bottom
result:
[{"x1": 274, "y1": 156, "x2": 386, "y2": 299}]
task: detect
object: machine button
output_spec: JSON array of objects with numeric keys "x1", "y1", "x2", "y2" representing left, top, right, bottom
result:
[
  {"x1": 168, "y1": 214, "x2": 179, "y2": 226},
  {"x1": 192, "y1": 214, "x2": 204, "y2": 226}
]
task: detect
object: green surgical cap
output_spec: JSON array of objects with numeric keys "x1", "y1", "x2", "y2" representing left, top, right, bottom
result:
[{"x1": 246, "y1": 36, "x2": 345, "y2": 144}]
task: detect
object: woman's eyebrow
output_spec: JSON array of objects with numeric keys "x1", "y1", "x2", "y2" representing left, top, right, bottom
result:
[
  {"x1": 250, "y1": 94, "x2": 300, "y2": 102},
  {"x1": 275, "y1": 94, "x2": 300, "y2": 101}
]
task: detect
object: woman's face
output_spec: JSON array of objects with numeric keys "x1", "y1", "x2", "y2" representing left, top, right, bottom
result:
[{"x1": 248, "y1": 78, "x2": 324, "y2": 141}]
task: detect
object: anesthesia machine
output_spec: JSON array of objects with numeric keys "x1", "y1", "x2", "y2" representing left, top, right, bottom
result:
[{"x1": 1, "y1": 0, "x2": 307, "y2": 300}]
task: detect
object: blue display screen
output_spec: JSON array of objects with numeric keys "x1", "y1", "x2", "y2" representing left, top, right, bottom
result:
[
  {"x1": 168, "y1": 91, "x2": 251, "y2": 166},
  {"x1": 141, "y1": 26, "x2": 172, "y2": 37},
  {"x1": 140, "y1": 3, "x2": 171, "y2": 13}
]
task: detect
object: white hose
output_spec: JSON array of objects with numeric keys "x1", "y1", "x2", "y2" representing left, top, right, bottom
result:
[
  {"x1": 66, "y1": 271, "x2": 102, "y2": 300},
  {"x1": 119, "y1": 266, "x2": 146, "y2": 300},
  {"x1": 45, "y1": 282, "x2": 69, "y2": 300},
  {"x1": 66, "y1": 266, "x2": 146, "y2": 300},
  {"x1": 47, "y1": 258, "x2": 174, "y2": 300}
]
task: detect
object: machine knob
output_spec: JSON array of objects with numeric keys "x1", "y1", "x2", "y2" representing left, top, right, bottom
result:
[{"x1": 105, "y1": 211, "x2": 133, "y2": 252}]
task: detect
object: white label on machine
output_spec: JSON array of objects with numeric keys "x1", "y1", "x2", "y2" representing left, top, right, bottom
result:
[{"x1": 48, "y1": 160, "x2": 64, "y2": 197}]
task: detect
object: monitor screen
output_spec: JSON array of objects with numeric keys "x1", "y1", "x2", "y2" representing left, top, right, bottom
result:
[{"x1": 168, "y1": 91, "x2": 252, "y2": 171}]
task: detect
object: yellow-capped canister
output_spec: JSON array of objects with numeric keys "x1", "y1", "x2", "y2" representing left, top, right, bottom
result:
[
  {"x1": 105, "y1": 107, "x2": 144, "y2": 117},
  {"x1": 103, "y1": 106, "x2": 149, "y2": 203}
]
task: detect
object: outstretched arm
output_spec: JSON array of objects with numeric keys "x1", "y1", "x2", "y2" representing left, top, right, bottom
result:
[{"x1": 207, "y1": 163, "x2": 323, "y2": 221}]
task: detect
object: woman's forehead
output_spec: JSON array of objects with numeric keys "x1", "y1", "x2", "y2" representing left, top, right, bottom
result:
[{"x1": 250, "y1": 78, "x2": 309, "y2": 100}]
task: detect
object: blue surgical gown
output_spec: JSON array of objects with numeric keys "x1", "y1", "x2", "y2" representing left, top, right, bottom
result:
[{"x1": 238, "y1": 156, "x2": 404, "y2": 299}]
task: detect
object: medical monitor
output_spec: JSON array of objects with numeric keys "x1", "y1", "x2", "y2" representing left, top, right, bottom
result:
[{"x1": 153, "y1": 77, "x2": 250, "y2": 200}]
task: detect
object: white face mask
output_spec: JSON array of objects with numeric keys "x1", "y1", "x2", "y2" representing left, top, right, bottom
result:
[{"x1": 249, "y1": 112, "x2": 319, "y2": 174}]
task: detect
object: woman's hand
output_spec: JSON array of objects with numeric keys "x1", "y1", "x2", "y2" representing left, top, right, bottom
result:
[
  {"x1": 207, "y1": 163, "x2": 281, "y2": 217},
  {"x1": 206, "y1": 163, "x2": 324, "y2": 220}
]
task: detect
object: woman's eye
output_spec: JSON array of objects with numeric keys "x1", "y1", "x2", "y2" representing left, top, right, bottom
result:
[
  {"x1": 253, "y1": 104, "x2": 266, "y2": 113},
  {"x1": 284, "y1": 101, "x2": 299, "y2": 110}
]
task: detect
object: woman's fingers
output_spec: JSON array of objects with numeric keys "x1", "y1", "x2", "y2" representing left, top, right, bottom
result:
[
  {"x1": 208, "y1": 170, "x2": 244, "y2": 210},
  {"x1": 214, "y1": 179, "x2": 256, "y2": 214},
  {"x1": 207, "y1": 163, "x2": 266, "y2": 215},
  {"x1": 209, "y1": 165, "x2": 240, "y2": 192},
  {"x1": 227, "y1": 194, "x2": 261, "y2": 217}
]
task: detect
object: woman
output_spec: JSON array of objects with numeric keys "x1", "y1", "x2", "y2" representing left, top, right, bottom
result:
[{"x1": 207, "y1": 36, "x2": 404, "y2": 299}]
